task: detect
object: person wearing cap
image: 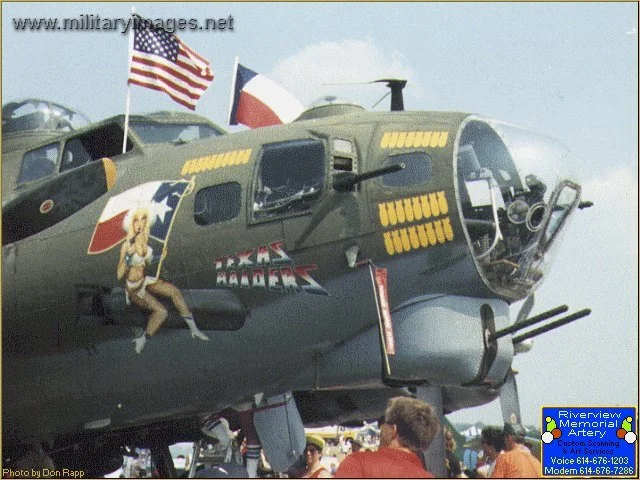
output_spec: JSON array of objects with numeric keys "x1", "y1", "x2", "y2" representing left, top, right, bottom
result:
[
  {"x1": 490, "y1": 423, "x2": 541, "y2": 478},
  {"x1": 334, "y1": 397, "x2": 439, "y2": 478},
  {"x1": 302, "y1": 434, "x2": 332, "y2": 478}
]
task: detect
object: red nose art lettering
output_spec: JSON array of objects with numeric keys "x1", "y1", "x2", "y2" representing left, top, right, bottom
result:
[
  {"x1": 294, "y1": 265, "x2": 326, "y2": 295},
  {"x1": 214, "y1": 242, "x2": 328, "y2": 295}
]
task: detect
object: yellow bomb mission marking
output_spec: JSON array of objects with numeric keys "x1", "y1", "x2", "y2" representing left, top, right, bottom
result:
[
  {"x1": 378, "y1": 191, "x2": 454, "y2": 256},
  {"x1": 378, "y1": 192, "x2": 448, "y2": 227},
  {"x1": 383, "y1": 219, "x2": 454, "y2": 255},
  {"x1": 380, "y1": 131, "x2": 449, "y2": 149},
  {"x1": 181, "y1": 148, "x2": 252, "y2": 176}
]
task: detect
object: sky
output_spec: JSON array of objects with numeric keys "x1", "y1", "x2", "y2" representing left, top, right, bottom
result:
[{"x1": 2, "y1": 2, "x2": 638, "y2": 430}]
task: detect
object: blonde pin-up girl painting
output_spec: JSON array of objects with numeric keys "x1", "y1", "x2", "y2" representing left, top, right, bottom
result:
[{"x1": 117, "y1": 207, "x2": 209, "y2": 353}]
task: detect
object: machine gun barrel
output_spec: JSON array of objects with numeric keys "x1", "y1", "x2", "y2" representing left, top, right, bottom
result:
[
  {"x1": 333, "y1": 163, "x2": 404, "y2": 191},
  {"x1": 512, "y1": 309, "x2": 591, "y2": 344},
  {"x1": 491, "y1": 305, "x2": 568, "y2": 341}
]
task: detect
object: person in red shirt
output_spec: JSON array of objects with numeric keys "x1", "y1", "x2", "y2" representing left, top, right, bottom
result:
[
  {"x1": 335, "y1": 397, "x2": 439, "y2": 478},
  {"x1": 491, "y1": 423, "x2": 542, "y2": 478}
]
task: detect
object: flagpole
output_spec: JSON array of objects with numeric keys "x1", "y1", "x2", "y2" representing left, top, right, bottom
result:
[
  {"x1": 227, "y1": 56, "x2": 239, "y2": 125},
  {"x1": 122, "y1": 7, "x2": 136, "y2": 154}
]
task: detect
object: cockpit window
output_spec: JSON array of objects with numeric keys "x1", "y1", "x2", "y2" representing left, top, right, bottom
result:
[
  {"x1": 17, "y1": 143, "x2": 59, "y2": 184},
  {"x1": 254, "y1": 139, "x2": 325, "y2": 219},
  {"x1": 58, "y1": 123, "x2": 133, "y2": 174},
  {"x1": 381, "y1": 152, "x2": 432, "y2": 187},
  {"x1": 130, "y1": 122, "x2": 222, "y2": 144},
  {"x1": 2, "y1": 99, "x2": 89, "y2": 133},
  {"x1": 60, "y1": 138, "x2": 92, "y2": 172}
]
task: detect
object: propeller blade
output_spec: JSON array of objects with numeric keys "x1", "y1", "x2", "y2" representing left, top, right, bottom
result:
[{"x1": 500, "y1": 369, "x2": 523, "y2": 427}]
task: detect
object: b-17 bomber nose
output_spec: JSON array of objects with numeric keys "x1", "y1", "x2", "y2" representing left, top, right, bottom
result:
[{"x1": 455, "y1": 117, "x2": 582, "y2": 301}]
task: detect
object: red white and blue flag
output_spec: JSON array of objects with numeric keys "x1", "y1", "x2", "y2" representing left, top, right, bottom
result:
[
  {"x1": 229, "y1": 63, "x2": 304, "y2": 128},
  {"x1": 128, "y1": 18, "x2": 213, "y2": 110},
  {"x1": 88, "y1": 180, "x2": 191, "y2": 254}
]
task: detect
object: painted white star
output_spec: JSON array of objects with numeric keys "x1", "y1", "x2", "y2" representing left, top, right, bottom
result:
[{"x1": 151, "y1": 196, "x2": 174, "y2": 225}]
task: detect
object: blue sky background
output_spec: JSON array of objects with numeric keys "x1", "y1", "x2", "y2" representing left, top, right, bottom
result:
[{"x1": 2, "y1": 2, "x2": 638, "y2": 428}]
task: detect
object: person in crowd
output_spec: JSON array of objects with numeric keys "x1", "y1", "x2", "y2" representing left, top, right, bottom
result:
[
  {"x1": 478, "y1": 426, "x2": 504, "y2": 477},
  {"x1": 334, "y1": 396, "x2": 439, "y2": 478},
  {"x1": 350, "y1": 439, "x2": 363, "y2": 454},
  {"x1": 491, "y1": 423, "x2": 541, "y2": 478},
  {"x1": 302, "y1": 434, "x2": 332, "y2": 478},
  {"x1": 444, "y1": 427, "x2": 466, "y2": 478}
]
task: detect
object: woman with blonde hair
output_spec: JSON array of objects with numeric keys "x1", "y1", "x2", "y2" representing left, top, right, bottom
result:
[{"x1": 117, "y1": 206, "x2": 209, "y2": 353}]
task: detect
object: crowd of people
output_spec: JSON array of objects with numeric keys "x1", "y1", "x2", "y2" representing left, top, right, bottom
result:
[
  {"x1": 291, "y1": 397, "x2": 440, "y2": 479},
  {"x1": 472, "y1": 423, "x2": 541, "y2": 478},
  {"x1": 109, "y1": 396, "x2": 542, "y2": 478},
  {"x1": 290, "y1": 397, "x2": 542, "y2": 479}
]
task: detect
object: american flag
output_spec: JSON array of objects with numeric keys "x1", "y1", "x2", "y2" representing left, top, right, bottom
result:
[{"x1": 128, "y1": 21, "x2": 214, "y2": 110}]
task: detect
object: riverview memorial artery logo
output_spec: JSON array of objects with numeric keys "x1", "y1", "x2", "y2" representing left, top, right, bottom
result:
[{"x1": 541, "y1": 407, "x2": 637, "y2": 477}]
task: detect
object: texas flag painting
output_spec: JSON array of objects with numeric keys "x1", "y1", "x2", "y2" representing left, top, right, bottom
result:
[
  {"x1": 228, "y1": 62, "x2": 304, "y2": 129},
  {"x1": 87, "y1": 179, "x2": 192, "y2": 254}
]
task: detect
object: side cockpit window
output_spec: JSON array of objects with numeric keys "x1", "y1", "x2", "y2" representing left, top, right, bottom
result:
[
  {"x1": 17, "y1": 143, "x2": 59, "y2": 184},
  {"x1": 60, "y1": 138, "x2": 92, "y2": 172},
  {"x1": 130, "y1": 122, "x2": 223, "y2": 144},
  {"x1": 253, "y1": 139, "x2": 325, "y2": 219},
  {"x1": 70, "y1": 123, "x2": 133, "y2": 160},
  {"x1": 381, "y1": 152, "x2": 432, "y2": 187},
  {"x1": 17, "y1": 123, "x2": 133, "y2": 184},
  {"x1": 194, "y1": 182, "x2": 242, "y2": 225}
]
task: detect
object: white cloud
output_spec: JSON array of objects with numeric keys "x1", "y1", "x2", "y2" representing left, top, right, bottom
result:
[
  {"x1": 583, "y1": 167, "x2": 638, "y2": 211},
  {"x1": 581, "y1": 167, "x2": 638, "y2": 261},
  {"x1": 269, "y1": 39, "x2": 417, "y2": 108}
]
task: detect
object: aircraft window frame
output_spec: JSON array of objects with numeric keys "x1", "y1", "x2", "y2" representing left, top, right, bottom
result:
[
  {"x1": 2, "y1": 100, "x2": 90, "y2": 133},
  {"x1": 540, "y1": 180, "x2": 581, "y2": 252},
  {"x1": 194, "y1": 182, "x2": 242, "y2": 226},
  {"x1": 252, "y1": 138, "x2": 326, "y2": 221},
  {"x1": 129, "y1": 122, "x2": 223, "y2": 144},
  {"x1": 60, "y1": 137, "x2": 92, "y2": 173},
  {"x1": 17, "y1": 142, "x2": 60, "y2": 184},
  {"x1": 380, "y1": 152, "x2": 433, "y2": 187}
]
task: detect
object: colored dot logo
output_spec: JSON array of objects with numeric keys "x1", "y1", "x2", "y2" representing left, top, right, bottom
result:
[
  {"x1": 542, "y1": 416, "x2": 562, "y2": 444},
  {"x1": 616, "y1": 417, "x2": 637, "y2": 444}
]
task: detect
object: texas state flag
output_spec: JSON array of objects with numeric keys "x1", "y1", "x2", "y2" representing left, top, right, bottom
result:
[
  {"x1": 87, "y1": 180, "x2": 191, "y2": 254},
  {"x1": 229, "y1": 63, "x2": 304, "y2": 128}
]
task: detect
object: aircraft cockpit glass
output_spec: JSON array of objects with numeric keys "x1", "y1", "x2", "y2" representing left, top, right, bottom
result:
[
  {"x1": 17, "y1": 143, "x2": 59, "y2": 184},
  {"x1": 381, "y1": 152, "x2": 432, "y2": 187},
  {"x1": 16, "y1": 123, "x2": 133, "y2": 185},
  {"x1": 60, "y1": 138, "x2": 92, "y2": 172},
  {"x1": 2, "y1": 99, "x2": 89, "y2": 134},
  {"x1": 254, "y1": 139, "x2": 325, "y2": 218},
  {"x1": 540, "y1": 181, "x2": 581, "y2": 252},
  {"x1": 456, "y1": 117, "x2": 581, "y2": 301},
  {"x1": 129, "y1": 122, "x2": 222, "y2": 144}
]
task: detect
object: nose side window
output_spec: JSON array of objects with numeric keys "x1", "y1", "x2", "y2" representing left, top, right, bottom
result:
[
  {"x1": 381, "y1": 152, "x2": 432, "y2": 187},
  {"x1": 194, "y1": 182, "x2": 242, "y2": 225}
]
